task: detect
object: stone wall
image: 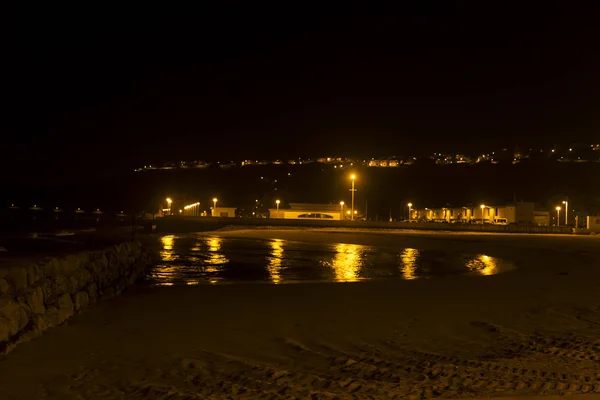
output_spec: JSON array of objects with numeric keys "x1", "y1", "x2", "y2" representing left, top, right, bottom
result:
[{"x1": 0, "y1": 241, "x2": 151, "y2": 355}]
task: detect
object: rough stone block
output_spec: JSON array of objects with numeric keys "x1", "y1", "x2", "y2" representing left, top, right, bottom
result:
[
  {"x1": 43, "y1": 258, "x2": 61, "y2": 277},
  {"x1": 87, "y1": 283, "x2": 98, "y2": 304},
  {"x1": 0, "y1": 317, "x2": 9, "y2": 342},
  {"x1": 42, "y1": 275, "x2": 71, "y2": 302},
  {"x1": 57, "y1": 293, "x2": 74, "y2": 318},
  {"x1": 26, "y1": 264, "x2": 43, "y2": 286},
  {"x1": 41, "y1": 306, "x2": 63, "y2": 328},
  {"x1": 69, "y1": 268, "x2": 92, "y2": 293},
  {"x1": 85, "y1": 261, "x2": 100, "y2": 276},
  {"x1": 0, "y1": 297, "x2": 29, "y2": 336},
  {"x1": 0, "y1": 278, "x2": 10, "y2": 295},
  {"x1": 62, "y1": 255, "x2": 81, "y2": 275},
  {"x1": 7, "y1": 267, "x2": 28, "y2": 293},
  {"x1": 30, "y1": 314, "x2": 47, "y2": 332},
  {"x1": 25, "y1": 286, "x2": 45, "y2": 315},
  {"x1": 74, "y1": 291, "x2": 89, "y2": 311},
  {"x1": 57, "y1": 275, "x2": 72, "y2": 295}
]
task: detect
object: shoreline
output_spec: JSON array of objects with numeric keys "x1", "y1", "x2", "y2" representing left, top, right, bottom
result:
[{"x1": 0, "y1": 229, "x2": 599, "y2": 398}]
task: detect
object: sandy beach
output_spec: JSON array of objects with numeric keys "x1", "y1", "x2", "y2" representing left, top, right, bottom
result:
[{"x1": 1, "y1": 229, "x2": 600, "y2": 399}]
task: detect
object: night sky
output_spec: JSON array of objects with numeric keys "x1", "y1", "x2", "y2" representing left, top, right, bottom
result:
[{"x1": 4, "y1": 6, "x2": 600, "y2": 183}]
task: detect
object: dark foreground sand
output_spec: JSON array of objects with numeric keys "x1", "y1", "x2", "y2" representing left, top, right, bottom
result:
[{"x1": 1, "y1": 229, "x2": 600, "y2": 399}]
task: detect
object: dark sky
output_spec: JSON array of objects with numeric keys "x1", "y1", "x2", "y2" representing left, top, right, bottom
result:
[{"x1": 4, "y1": 5, "x2": 600, "y2": 183}]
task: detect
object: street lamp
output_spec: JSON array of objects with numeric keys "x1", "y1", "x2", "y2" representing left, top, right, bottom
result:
[
  {"x1": 166, "y1": 198, "x2": 172, "y2": 216},
  {"x1": 213, "y1": 198, "x2": 218, "y2": 216},
  {"x1": 350, "y1": 174, "x2": 356, "y2": 221},
  {"x1": 562, "y1": 200, "x2": 568, "y2": 225},
  {"x1": 276, "y1": 199, "x2": 281, "y2": 218},
  {"x1": 556, "y1": 206, "x2": 561, "y2": 226},
  {"x1": 407, "y1": 202, "x2": 413, "y2": 222},
  {"x1": 480, "y1": 204, "x2": 486, "y2": 224},
  {"x1": 340, "y1": 201, "x2": 345, "y2": 220}
]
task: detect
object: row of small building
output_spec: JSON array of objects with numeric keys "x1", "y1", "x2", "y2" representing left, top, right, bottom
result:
[
  {"x1": 211, "y1": 202, "x2": 542, "y2": 225},
  {"x1": 207, "y1": 202, "x2": 599, "y2": 231},
  {"x1": 265, "y1": 202, "x2": 539, "y2": 225}
]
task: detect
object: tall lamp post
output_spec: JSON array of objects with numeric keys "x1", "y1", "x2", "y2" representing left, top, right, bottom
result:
[
  {"x1": 166, "y1": 198, "x2": 172, "y2": 216},
  {"x1": 340, "y1": 201, "x2": 345, "y2": 221},
  {"x1": 562, "y1": 199, "x2": 568, "y2": 225},
  {"x1": 350, "y1": 174, "x2": 356, "y2": 221},
  {"x1": 276, "y1": 199, "x2": 281, "y2": 218},
  {"x1": 212, "y1": 198, "x2": 218, "y2": 217},
  {"x1": 407, "y1": 202, "x2": 413, "y2": 222},
  {"x1": 556, "y1": 206, "x2": 561, "y2": 226},
  {"x1": 480, "y1": 204, "x2": 486, "y2": 224}
]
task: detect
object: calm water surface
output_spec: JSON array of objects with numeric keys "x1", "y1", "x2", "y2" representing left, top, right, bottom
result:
[{"x1": 146, "y1": 234, "x2": 515, "y2": 285}]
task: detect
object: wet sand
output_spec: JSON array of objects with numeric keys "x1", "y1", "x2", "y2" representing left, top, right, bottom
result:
[{"x1": 1, "y1": 229, "x2": 600, "y2": 399}]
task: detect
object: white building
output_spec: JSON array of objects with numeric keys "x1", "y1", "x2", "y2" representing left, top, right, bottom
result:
[
  {"x1": 412, "y1": 202, "x2": 535, "y2": 224},
  {"x1": 587, "y1": 216, "x2": 600, "y2": 233},
  {"x1": 211, "y1": 207, "x2": 236, "y2": 218},
  {"x1": 269, "y1": 203, "x2": 344, "y2": 220}
]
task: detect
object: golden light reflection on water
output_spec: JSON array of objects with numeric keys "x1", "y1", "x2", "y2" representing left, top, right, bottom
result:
[
  {"x1": 160, "y1": 235, "x2": 176, "y2": 261},
  {"x1": 154, "y1": 236, "x2": 179, "y2": 284},
  {"x1": 400, "y1": 248, "x2": 419, "y2": 280},
  {"x1": 267, "y1": 239, "x2": 284, "y2": 284},
  {"x1": 478, "y1": 255, "x2": 498, "y2": 276},
  {"x1": 466, "y1": 254, "x2": 499, "y2": 276},
  {"x1": 329, "y1": 243, "x2": 364, "y2": 282},
  {"x1": 204, "y1": 237, "x2": 228, "y2": 279}
]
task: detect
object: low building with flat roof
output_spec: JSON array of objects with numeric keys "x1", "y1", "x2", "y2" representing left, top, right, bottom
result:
[
  {"x1": 269, "y1": 203, "x2": 345, "y2": 220},
  {"x1": 211, "y1": 207, "x2": 236, "y2": 218},
  {"x1": 412, "y1": 202, "x2": 535, "y2": 224},
  {"x1": 587, "y1": 216, "x2": 600, "y2": 233}
]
